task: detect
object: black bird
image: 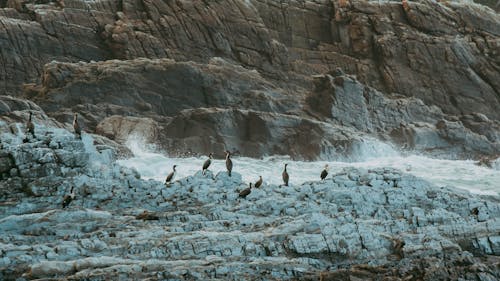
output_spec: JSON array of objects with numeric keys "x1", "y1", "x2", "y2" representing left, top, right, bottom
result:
[
  {"x1": 26, "y1": 112, "x2": 35, "y2": 138},
  {"x1": 165, "y1": 165, "x2": 177, "y2": 185},
  {"x1": 62, "y1": 186, "x2": 75, "y2": 208},
  {"x1": 282, "y1": 164, "x2": 289, "y2": 187},
  {"x1": 135, "y1": 210, "x2": 159, "y2": 221},
  {"x1": 254, "y1": 176, "x2": 263, "y2": 188},
  {"x1": 225, "y1": 150, "x2": 233, "y2": 177},
  {"x1": 320, "y1": 164, "x2": 329, "y2": 181},
  {"x1": 239, "y1": 183, "x2": 252, "y2": 199},
  {"x1": 202, "y1": 153, "x2": 213, "y2": 175},
  {"x1": 73, "y1": 113, "x2": 82, "y2": 139}
]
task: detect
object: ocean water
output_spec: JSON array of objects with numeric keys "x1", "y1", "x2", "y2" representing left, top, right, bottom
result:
[{"x1": 117, "y1": 138, "x2": 500, "y2": 196}]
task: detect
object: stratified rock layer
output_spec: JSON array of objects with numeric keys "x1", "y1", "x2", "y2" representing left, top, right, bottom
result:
[
  {"x1": 0, "y1": 0, "x2": 499, "y2": 160},
  {"x1": 25, "y1": 59, "x2": 500, "y2": 160},
  {"x1": 0, "y1": 122, "x2": 499, "y2": 280}
]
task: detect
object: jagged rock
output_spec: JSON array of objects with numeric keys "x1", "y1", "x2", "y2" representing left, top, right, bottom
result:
[
  {"x1": 30, "y1": 58, "x2": 297, "y2": 131},
  {"x1": 0, "y1": 95, "x2": 132, "y2": 158},
  {"x1": 306, "y1": 73, "x2": 500, "y2": 159},
  {"x1": 0, "y1": 121, "x2": 499, "y2": 280},
  {"x1": 0, "y1": 0, "x2": 498, "y2": 160},
  {"x1": 95, "y1": 115, "x2": 159, "y2": 144}
]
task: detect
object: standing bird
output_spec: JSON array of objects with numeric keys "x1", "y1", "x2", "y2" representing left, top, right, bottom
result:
[
  {"x1": 165, "y1": 165, "x2": 177, "y2": 185},
  {"x1": 282, "y1": 164, "x2": 289, "y2": 187},
  {"x1": 62, "y1": 186, "x2": 75, "y2": 208},
  {"x1": 320, "y1": 164, "x2": 329, "y2": 181},
  {"x1": 202, "y1": 153, "x2": 213, "y2": 175},
  {"x1": 26, "y1": 111, "x2": 35, "y2": 138},
  {"x1": 225, "y1": 150, "x2": 233, "y2": 177},
  {"x1": 73, "y1": 113, "x2": 82, "y2": 139},
  {"x1": 239, "y1": 183, "x2": 252, "y2": 199},
  {"x1": 254, "y1": 176, "x2": 263, "y2": 188}
]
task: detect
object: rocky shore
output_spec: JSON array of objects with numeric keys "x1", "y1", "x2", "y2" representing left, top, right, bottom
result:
[
  {"x1": 1, "y1": 121, "x2": 499, "y2": 280},
  {"x1": 0, "y1": 0, "x2": 499, "y2": 279},
  {"x1": 1, "y1": 0, "x2": 499, "y2": 160}
]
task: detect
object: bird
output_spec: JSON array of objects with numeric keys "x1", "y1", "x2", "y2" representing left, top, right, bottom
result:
[
  {"x1": 202, "y1": 153, "x2": 213, "y2": 175},
  {"x1": 254, "y1": 176, "x2": 263, "y2": 188},
  {"x1": 165, "y1": 165, "x2": 177, "y2": 185},
  {"x1": 239, "y1": 183, "x2": 252, "y2": 199},
  {"x1": 135, "y1": 210, "x2": 159, "y2": 220},
  {"x1": 282, "y1": 164, "x2": 289, "y2": 186},
  {"x1": 62, "y1": 186, "x2": 75, "y2": 208},
  {"x1": 73, "y1": 113, "x2": 82, "y2": 139},
  {"x1": 320, "y1": 164, "x2": 329, "y2": 181},
  {"x1": 26, "y1": 111, "x2": 35, "y2": 138},
  {"x1": 225, "y1": 150, "x2": 233, "y2": 177}
]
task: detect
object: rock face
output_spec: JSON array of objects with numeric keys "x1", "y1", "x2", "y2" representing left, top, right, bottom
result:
[
  {"x1": 0, "y1": 96, "x2": 132, "y2": 158},
  {"x1": 27, "y1": 59, "x2": 500, "y2": 159},
  {"x1": 0, "y1": 121, "x2": 499, "y2": 280},
  {"x1": 0, "y1": 0, "x2": 499, "y2": 160}
]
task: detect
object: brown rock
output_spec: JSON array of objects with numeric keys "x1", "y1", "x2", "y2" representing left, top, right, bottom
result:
[{"x1": 0, "y1": 0, "x2": 497, "y2": 160}]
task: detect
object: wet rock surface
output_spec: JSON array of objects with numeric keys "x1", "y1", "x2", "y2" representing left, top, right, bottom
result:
[
  {"x1": 24, "y1": 58, "x2": 500, "y2": 160},
  {"x1": 0, "y1": 123, "x2": 499, "y2": 280},
  {"x1": 0, "y1": 0, "x2": 498, "y2": 160},
  {"x1": 0, "y1": 96, "x2": 132, "y2": 158}
]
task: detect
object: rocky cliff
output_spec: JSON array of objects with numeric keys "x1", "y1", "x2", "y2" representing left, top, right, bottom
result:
[
  {"x1": 1, "y1": 0, "x2": 499, "y2": 159},
  {"x1": 0, "y1": 120, "x2": 499, "y2": 280}
]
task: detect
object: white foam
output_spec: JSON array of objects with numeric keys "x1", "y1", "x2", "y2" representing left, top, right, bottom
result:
[{"x1": 118, "y1": 138, "x2": 500, "y2": 196}]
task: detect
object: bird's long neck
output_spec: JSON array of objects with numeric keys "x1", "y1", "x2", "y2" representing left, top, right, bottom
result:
[
  {"x1": 226, "y1": 153, "x2": 230, "y2": 160},
  {"x1": 284, "y1": 165, "x2": 287, "y2": 172},
  {"x1": 29, "y1": 113, "x2": 32, "y2": 121},
  {"x1": 70, "y1": 186, "x2": 74, "y2": 194}
]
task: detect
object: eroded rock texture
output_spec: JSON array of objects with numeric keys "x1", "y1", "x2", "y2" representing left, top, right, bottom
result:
[
  {"x1": 1, "y1": 0, "x2": 499, "y2": 159},
  {"x1": 0, "y1": 122, "x2": 499, "y2": 280}
]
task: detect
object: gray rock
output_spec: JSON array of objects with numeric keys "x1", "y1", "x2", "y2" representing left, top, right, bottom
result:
[{"x1": 0, "y1": 124, "x2": 499, "y2": 280}]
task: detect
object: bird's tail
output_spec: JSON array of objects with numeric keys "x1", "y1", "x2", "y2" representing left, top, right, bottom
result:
[{"x1": 228, "y1": 171, "x2": 231, "y2": 177}]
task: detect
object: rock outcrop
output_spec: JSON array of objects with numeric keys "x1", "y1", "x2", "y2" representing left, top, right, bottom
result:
[
  {"x1": 25, "y1": 58, "x2": 500, "y2": 159},
  {"x1": 0, "y1": 121, "x2": 499, "y2": 280},
  {"x1": 0, "y1": 95, "x2": 132, "y2": 158},
  {"x1": 1, "y1": 0, "x2": 499, "y2": 160}
]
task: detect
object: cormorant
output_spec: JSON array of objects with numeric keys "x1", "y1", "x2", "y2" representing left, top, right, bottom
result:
[
  {"x1": 239, "y1": 183, "x2": 252, "y2": 199},
  {"x1": 282, "y1": 164, "x2": 289, "y2": 186},
  {"x1": 225, "y1": 150, "x2": 233, "y2": 177},
  {"x1": 73, "y1": 113, "x2": 82, "y2": 139},
  {"x1": 26, "y1": 111, "x2": 35, "y2": 138},
  {"x1": 254, "y1": 176, "x2": 263, "y2": 188},
  {"x1": 62, "y1": 186, "x2": 75, "y2": 208},
  {"x1": 320, "y1": 164, "x2": 329, "y2": 181},
  {"x1": 202, "y1": 153, "x2": 213, "y2": 175},
  {"x1": 165, "y1": 165, "x2": 177, "y2": 185},
  {"x1": 136, "y1": 210, "x2": 159, "y2": 220}
]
